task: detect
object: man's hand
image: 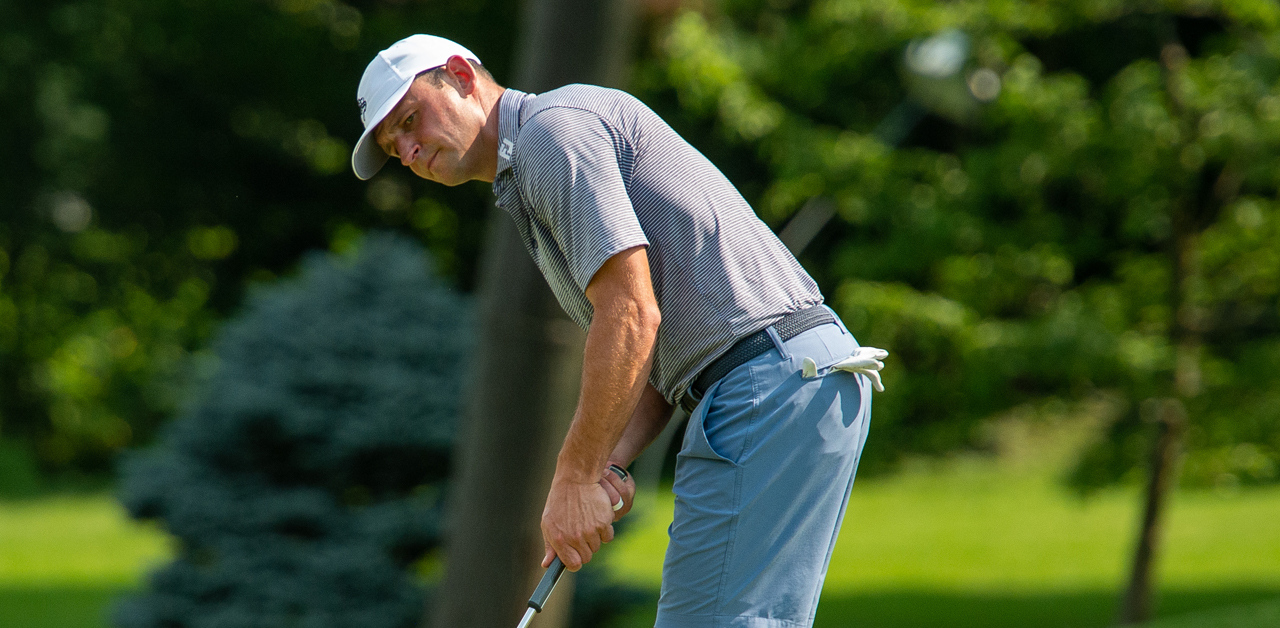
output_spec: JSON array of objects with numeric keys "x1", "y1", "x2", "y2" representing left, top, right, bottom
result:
[
  {"x1": 541, "y1": 478, "x2": 616, "y2": 571},
  {"x1": 598, "y1": 465, "x2": 637, "y2": 521}
]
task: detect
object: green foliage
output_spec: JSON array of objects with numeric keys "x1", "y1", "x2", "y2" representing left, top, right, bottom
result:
[
  {"x1": 0, "y1": 0, "x2": 511, "y2": 476},
  {"x1": 635, "y1": 1, "x2": 1280, "y2": 486},
  {"x1": 115, "y1": 233, "x2": 469, "y2": 628}
]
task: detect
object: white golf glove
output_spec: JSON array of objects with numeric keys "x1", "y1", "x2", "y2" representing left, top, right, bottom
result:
[{"x1": 800, "y1": 347, "x2": 890, "y2": 392}]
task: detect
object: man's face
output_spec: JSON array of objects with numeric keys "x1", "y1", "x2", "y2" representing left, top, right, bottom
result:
[{"x1": 373, "y1": 61, "x2": 488, "y2": 186}]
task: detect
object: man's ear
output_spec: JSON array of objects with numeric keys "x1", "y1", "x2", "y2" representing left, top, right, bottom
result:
[{"x1": 444, "y1": 55, "x2": 477, "y2": 95}]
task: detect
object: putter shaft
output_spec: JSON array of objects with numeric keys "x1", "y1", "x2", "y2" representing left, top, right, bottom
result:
[{"x1": 516, "y1": 607, "x2": 537, "y2": 628}]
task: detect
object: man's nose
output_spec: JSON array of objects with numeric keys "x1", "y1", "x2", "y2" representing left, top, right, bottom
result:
[{"x1": 398, "y1": 140, "x2": 419, "y2": 166}]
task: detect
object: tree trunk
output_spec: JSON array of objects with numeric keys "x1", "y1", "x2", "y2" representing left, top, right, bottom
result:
[
  {"x1": 1117, "y1": 399, "x2": 1186, "y2": 624},
  {"x1": 512, "y1": 0, "x2": 638, "y2": 92},
  {"x1": 429, "y1": 2, "x2": 639, "y2": 628}
]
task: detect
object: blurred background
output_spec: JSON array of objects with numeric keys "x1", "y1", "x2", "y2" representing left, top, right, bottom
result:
[{"x1": 1, "y1": 0, "x2": 1278, "y2": 627}]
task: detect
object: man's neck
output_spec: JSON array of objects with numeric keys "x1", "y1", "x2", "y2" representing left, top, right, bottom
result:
[{"x1": 474, "y1": 84, "x2": 507, "y2": 183}]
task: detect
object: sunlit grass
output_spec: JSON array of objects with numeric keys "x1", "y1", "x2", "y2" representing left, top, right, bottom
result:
[
  {"x1": 610, "y1": 462, "x2": 1280, "y2": 591},
  {"x1": 0, "y1": 494, "x2": 171, "y2": 588},
  {"x1": 0, "y1": 494, "x2": 171, "y2": 628}
]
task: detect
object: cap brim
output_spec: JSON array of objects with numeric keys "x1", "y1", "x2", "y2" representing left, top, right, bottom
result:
[{"x1": 351, "y1": 78, "x2": 415, "y2": 180}]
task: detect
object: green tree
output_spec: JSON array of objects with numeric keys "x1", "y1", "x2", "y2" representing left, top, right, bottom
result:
[
  {"x1": 115, "y1": 233, "x2": 469, "y2": 628},
  {"x1": 0, "y1": 0, "x2": 513, "y2": 477},
  {"x1": 636, "y1": 0, "x2": 1280, "y2": 488}
]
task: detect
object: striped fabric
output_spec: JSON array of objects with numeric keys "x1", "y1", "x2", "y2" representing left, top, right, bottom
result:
[{"x1": 492, "y1": 86, "x2": 823, "y2": 404}]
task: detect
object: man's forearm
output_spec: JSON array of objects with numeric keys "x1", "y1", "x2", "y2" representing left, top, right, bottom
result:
[
  {"x1": 608, "y1": 384, "x2": 674, "y2": 468},
  {"x1": 555, "y1": 247, "x2": 661, "y2": 484},
  {"x1": 556, "y1": 306, "x2": 658, "y2": 482}
]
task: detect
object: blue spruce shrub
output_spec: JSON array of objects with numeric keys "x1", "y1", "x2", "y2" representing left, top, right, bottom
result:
[{"x1": 116, "y1": 233, "x2": 469, "y2": 628}]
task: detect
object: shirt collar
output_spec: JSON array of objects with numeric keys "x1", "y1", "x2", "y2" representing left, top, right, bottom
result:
[{"x1": 495, "y1": 88, "x2": 534, "y2": 177}]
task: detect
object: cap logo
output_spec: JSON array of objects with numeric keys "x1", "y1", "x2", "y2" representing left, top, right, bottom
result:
[{"x1": 358, "y1": 97, "x2": 368, "y2": 123}]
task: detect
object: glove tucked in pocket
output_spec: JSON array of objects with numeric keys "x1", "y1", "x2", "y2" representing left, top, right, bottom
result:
[{"x1": 801, "y1": 346, "x2": 889, "y2": 392}]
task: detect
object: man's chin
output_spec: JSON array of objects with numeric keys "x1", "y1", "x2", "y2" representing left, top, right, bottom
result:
[
  {"x1": 409, "y1": 164, "x2": 463, "y2": 186},
  {"x1": 427, "y1": 170, "x2": 470, "y2": 187},
  {"x1": 429, "y1": 172, "x2": 466, "y2": 187},
  {"x1": 410, "y1": 166, "x2": 441, "y2": 183}
]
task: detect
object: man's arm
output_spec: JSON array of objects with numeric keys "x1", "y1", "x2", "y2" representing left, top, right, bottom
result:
[
  {"x1": 541, "y1": 245, "x2": 661, "y2": 572},
  {"x1": 609, "y1": 384, "x2": 675, "y2": 469},
  {"x1": 596, "y1": 383, "x2": 673, "y2": 521}
]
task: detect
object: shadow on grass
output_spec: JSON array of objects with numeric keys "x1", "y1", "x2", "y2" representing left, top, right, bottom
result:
[
  {"x1": 0, "y1": 586, "x2": 127, "y2": 628},
  {"x1": 609, "y1": 587, "x2": 1280, "y2": 628},
  {"x1": 814, "y1": 587, "x2": 1280, "y2": 628}
]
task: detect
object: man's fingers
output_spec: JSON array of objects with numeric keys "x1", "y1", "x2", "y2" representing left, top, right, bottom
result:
[
  {"x1": 546, "y1": 529, "x2": 593, "y2": 571},
  {"x1": 573, "y1": 528, "x2": 606, "y2": 567},
  {"x1": 599, "y1": 478, "x2": 622, "y2": 507},
  {"x1": 601, "y1": 470, "x2": 627, "y2": 494},
  {"x1": 545, "y1": 526, "x2": 583, "y2": 571},
  {"x1": 542, "y1": 544, "x2": 556, "y2": 568},
  {"x1": 552, "y1": 524, "x2": 611, "y2": 571},
  {"x1": 558, "y1": 545, "x2": 584, "y2": 571},
  {"x1": 601, "y1": 470, "x2": 633, "y2": 520}
]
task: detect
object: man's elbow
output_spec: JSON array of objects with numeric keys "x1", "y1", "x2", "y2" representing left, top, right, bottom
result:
[
  {"x1": 637, "y1": 299, "x2": 661, "y2": 341},
  {"x1": 585, "y1": 245, "x2": 661, "y2": 342},
  {"x1": 612, "y1": 292, "x2": 660, "y2": 345}
]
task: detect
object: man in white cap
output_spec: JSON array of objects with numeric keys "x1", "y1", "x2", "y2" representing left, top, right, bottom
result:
[{"x1": 353, "y1": 34, "x2": 885, "y2": 628}]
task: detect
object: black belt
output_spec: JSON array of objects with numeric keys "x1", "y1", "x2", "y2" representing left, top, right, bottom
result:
[{"x1": 679, "y1": 306, "x2": 835, "y2": 414}]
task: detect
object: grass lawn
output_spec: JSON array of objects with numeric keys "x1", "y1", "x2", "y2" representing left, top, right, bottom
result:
[
  {"x1": 0, "y1": 455, "x2": 1277, "y2": 628},
  {"x1": 603, "y1": 456, "x2": 1280, "y2": 628},
  {"x1": 0, "y1": 494, "x2": 170, "y2": 628}
]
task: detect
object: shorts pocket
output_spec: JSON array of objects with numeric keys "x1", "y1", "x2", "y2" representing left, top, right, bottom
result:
[
  {"x1": 680, "y1": 379, "x2": 735, "y2": 464},
  {"x1": 683, "y1": 361, "x2": 761, "y2": 464}
]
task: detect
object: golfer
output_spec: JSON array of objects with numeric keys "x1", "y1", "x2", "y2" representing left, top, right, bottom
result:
[{"x1": 351, "y1": 34, "x2": 884, "y2": 628}]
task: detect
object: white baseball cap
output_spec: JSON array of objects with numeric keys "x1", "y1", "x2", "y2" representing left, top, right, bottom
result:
[{"x1": 351, "y1": 34, "x2": 481, "y2": 180}]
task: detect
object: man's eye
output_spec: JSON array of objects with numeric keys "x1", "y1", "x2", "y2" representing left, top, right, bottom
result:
[{"x1": 404, "y1": 114, "x2": 415, "y2": 127}]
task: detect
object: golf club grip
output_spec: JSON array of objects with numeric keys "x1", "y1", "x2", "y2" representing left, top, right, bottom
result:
[{"x1": 528, "y1": 557, "x2": 566, "y2": 612}]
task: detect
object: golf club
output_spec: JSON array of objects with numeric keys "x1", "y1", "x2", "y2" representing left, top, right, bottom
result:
[{"x1": 516, "y1": 556, "x2": 566, "y2": 628}]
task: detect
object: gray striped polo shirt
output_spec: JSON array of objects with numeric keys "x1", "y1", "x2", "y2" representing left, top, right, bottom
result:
[{"x1": 491, "y1": 85, "x2": 823, "y2": 404}]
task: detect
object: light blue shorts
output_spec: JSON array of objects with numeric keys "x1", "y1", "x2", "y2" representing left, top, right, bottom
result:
[{"x1": 657, "y1": 313, "x2": 872, "y2": 628}]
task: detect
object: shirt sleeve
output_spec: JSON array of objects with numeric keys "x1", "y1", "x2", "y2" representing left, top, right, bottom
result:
[{"x1": 516, "y1": 106, "x2": 650, "y2": 291}]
